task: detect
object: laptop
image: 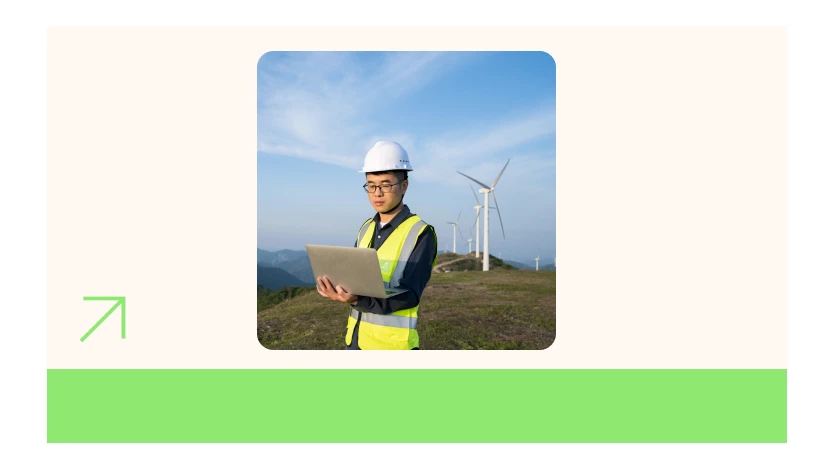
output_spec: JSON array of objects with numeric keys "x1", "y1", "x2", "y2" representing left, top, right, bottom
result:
[{"x1": 305, "y1": 244, "x2": 408, "y2": 299}]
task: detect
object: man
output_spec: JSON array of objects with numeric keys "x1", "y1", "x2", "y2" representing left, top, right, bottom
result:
[{"x1": 315, "y1": 141, "x2": 438, "y2": 350}]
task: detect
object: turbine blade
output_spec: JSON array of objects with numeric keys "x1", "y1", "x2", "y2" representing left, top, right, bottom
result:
[
  {"x1": 457, "y1": 224, "x2": 465, "y2": 242},
  {"x1": 491, "y1": 191, "x2": 506, "y2": 240},
  {"x1": 457, "y1": 210, "x2": 461, "y2": 224},
  {"x1": 491, "y1": 159, "x2": 511, "y2": 188},
  {"x1": 457, "y1": 171, "x2": 490, "y2": 190},
  {"x1": 469, "y1": 184, "x2": 481, "y2": 204}
]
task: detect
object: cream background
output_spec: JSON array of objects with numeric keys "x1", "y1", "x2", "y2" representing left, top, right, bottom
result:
[{"x1": 47, "y1": 27, "x2": 785, "y2": 368}]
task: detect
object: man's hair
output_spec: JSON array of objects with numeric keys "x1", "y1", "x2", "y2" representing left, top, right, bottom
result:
[{"x1": 367, "y1": 170, "x2": 408, "y2": 182}]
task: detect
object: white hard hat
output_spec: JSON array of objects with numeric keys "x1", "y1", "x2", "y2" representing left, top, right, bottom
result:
[{"x1": 359, "y1": 141, "x2": 414, "y2": 173}]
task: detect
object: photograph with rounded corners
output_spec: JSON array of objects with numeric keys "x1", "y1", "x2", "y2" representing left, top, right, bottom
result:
[{"x1": 257, "y1": 51, "x2": 556, "y2": 350}]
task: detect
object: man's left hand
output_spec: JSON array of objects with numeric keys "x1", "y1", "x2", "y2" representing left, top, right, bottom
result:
[{"x1": 316, "y1": 276, "x2": 359, "y2": 306}]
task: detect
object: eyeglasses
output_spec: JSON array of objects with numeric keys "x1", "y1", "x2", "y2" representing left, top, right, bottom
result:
[{"x1": 363, "y1": 182, "x2": 402, "y2": 193}]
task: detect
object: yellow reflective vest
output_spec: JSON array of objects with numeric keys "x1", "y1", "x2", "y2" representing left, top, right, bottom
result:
[{"x1": 345, "y1": 215, "x2": 437, "y2": 350}]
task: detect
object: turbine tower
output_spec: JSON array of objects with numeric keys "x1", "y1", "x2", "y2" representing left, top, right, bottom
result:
[
  {"x1": 535, "y1": 253, "x2": 540, "y2": 271},
  {"x1": 468, "y1": 185, "x2": 496, "y2": 259},
  {"x1": 457, "y1": 159, "x2": 509, "y2": 271},
  {"x1": 469, "y1": 184, "x2": 482, "y2": 258},
  {"x1": 446, "y1": 211, "x2": 464, "y2": 254}
]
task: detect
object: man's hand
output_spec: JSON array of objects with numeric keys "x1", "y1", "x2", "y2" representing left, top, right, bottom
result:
[{"x1": 316, "y1": 276, "x2": 359, "y2": 306}]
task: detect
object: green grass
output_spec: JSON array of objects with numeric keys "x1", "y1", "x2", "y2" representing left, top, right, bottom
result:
[
  {"x1": 257, "y1": 285, "x2": 317, "y2": 312},
  {"x1": 257, "y1": 269, "x2": 556, "y2": 350}
]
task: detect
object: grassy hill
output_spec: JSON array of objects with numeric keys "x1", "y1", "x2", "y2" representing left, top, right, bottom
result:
[
  {"x1": 257, "y1": 268, "x2": 555, "y2": 350},
  {"x1": 434, "y1": 253, "x2": 518, "y2": 272},
  {"x1": 258, "y1": 285, "x2": 318, "y2": 312}
]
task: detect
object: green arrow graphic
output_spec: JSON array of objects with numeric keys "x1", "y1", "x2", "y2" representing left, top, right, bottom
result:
[{"x1": 80, "y1": 296, "x2": 126, "y2": 342}]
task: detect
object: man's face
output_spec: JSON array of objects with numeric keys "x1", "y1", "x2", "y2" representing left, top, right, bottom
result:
[{"x1": 366, "y1": 172, "x2": 408, "y2": 214}]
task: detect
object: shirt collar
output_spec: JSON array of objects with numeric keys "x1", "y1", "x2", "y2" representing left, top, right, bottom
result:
[{"x1": 373, "y1": 204, "x2": 412, "y2": 230}]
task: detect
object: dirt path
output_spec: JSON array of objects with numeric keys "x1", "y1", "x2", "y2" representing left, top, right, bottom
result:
[{"x1": 432, "y1": 257, "x2": 474, "y2": 273}]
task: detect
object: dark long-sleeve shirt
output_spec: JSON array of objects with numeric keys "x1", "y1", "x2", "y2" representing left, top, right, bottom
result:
[{"x1": 347, "y1": 205, "x2": 437, "y2": 349}]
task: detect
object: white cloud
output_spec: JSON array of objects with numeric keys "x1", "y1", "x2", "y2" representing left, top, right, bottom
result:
[
  {"x1": 258, "y1": 52, "x2": 462, "y2": 168},
  {"x1": 422, "y1": 108, "x2": 555, "y2": 161},
  {"x1": 409, "y1": 107, "x2": 556, "y2": 187}
]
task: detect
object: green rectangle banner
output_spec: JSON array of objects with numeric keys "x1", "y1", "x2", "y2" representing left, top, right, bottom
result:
[{"x1": 47, "y1": 369, "x2": 786, "y2": 443}]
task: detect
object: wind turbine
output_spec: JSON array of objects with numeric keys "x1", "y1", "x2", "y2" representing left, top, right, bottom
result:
[
  {"x1": 457, "y1": 159, "x2": 510, "y2": 271},
  {"x1": 446, "y1": 211, "x2": 464, "y2": 254},
  {"x1": 467, "y1": 227, "x2": 473, "y2": 254},
  {"x1": 535, "y1": 253, "x2": 540, "y2": 271}
]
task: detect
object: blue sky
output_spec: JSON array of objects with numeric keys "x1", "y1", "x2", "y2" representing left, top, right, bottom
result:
[{"x1": 258, "y1": 52, "x2": 556, "y2": 266}]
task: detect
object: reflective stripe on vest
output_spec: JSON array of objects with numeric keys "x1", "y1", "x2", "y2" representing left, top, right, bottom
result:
[
  {"x1": 350, "y1": 309, "x2": 418, "y2": 329},
  {"x1": 389, "y1": 219, "x2": 426, "y2": 287},
  {"x1": 357, "y1": 218, "x2": 374, "y2": 247}
]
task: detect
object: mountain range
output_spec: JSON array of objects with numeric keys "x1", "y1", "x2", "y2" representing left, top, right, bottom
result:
[
  {"x1": 257, "y1": 248, "x2": 315, "y2": 285},
  {"x1": 257, "y1": 265, "x2": 314, "y2": 291},
  {"x1": 503, "y1": 260, "x2": 556, "y2": 271}
]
